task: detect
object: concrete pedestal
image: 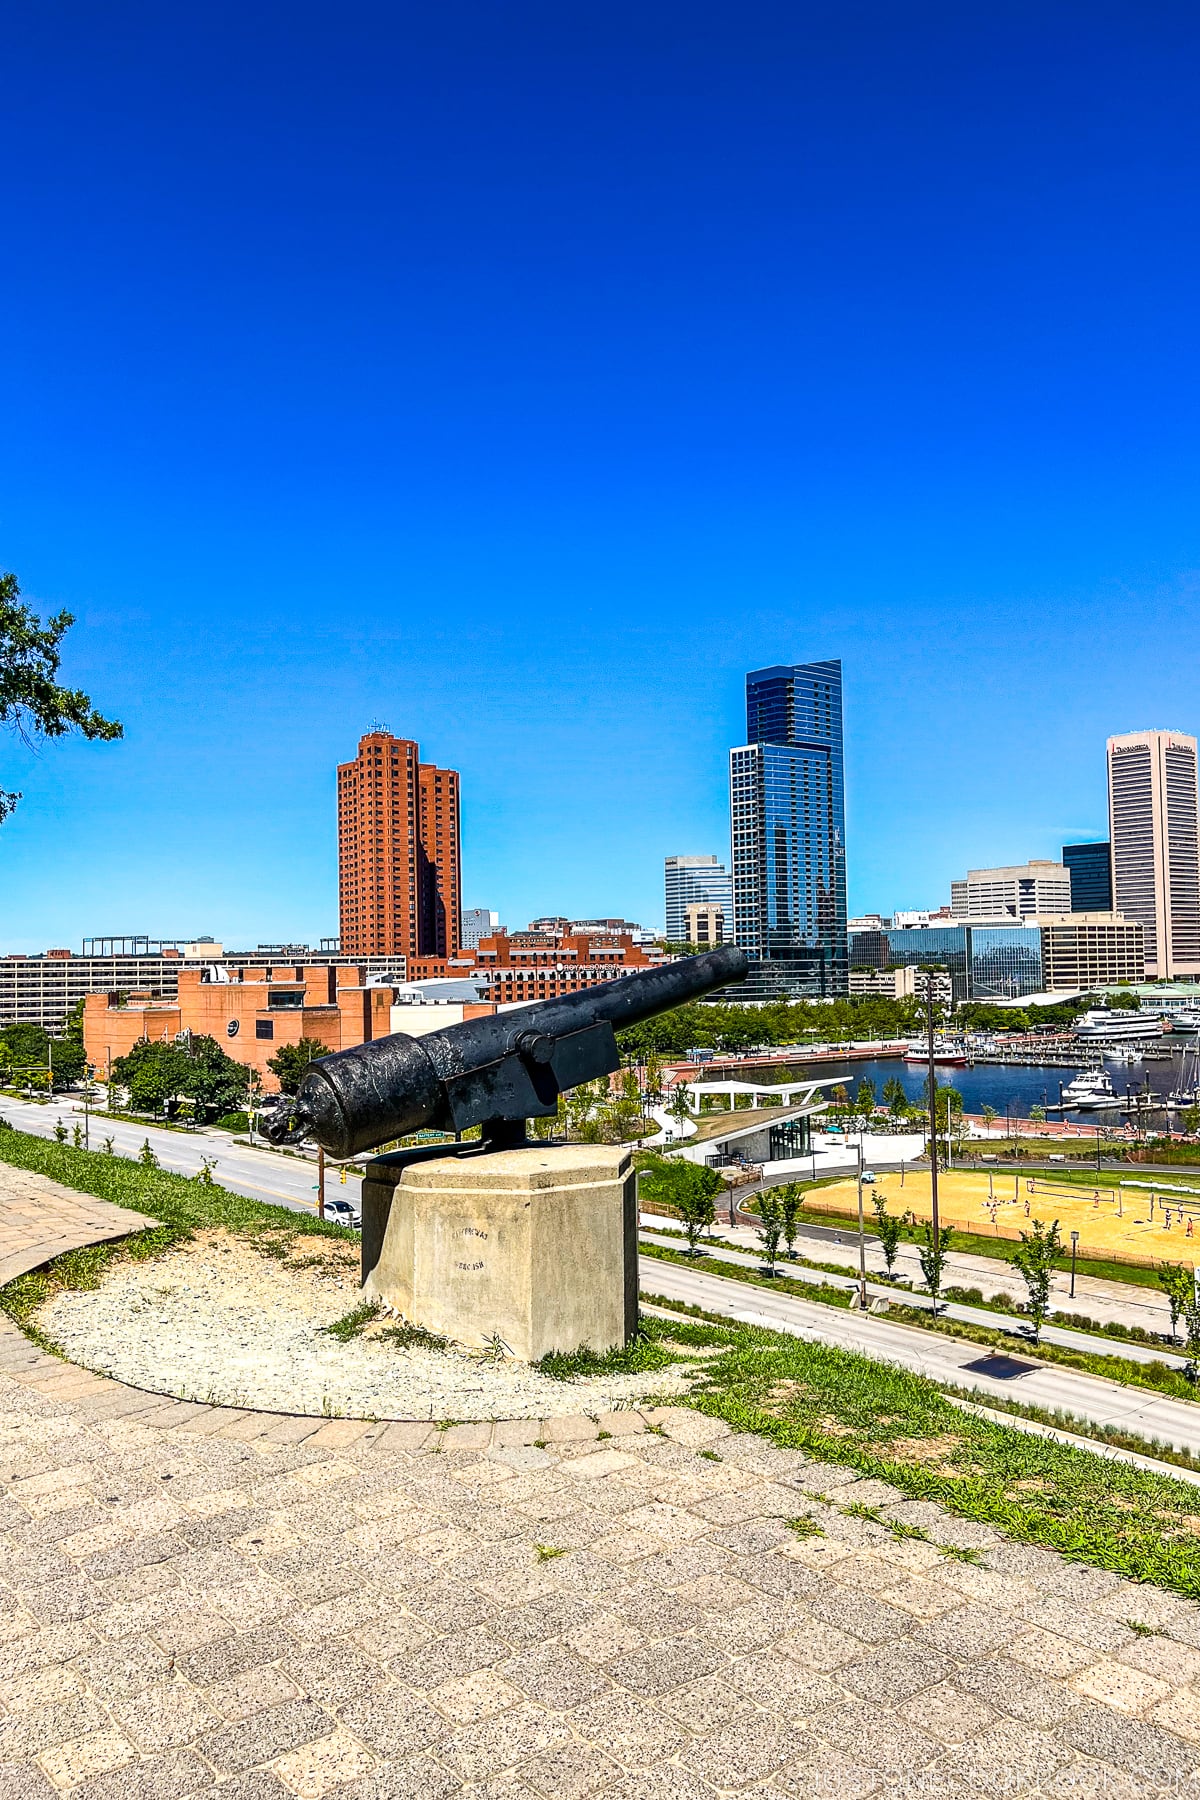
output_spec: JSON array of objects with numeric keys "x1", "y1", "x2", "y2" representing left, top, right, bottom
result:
[{"x1": 360, "y1": 1143, "x2": 637, "y2": 1362}]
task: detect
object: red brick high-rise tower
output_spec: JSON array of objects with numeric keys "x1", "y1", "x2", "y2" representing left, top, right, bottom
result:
[{"x1": 337, "y1": 731, "x2": 461, "y2": 960}]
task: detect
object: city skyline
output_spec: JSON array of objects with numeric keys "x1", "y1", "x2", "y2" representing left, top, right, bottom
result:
[{"x1": 4, "y1": 9, "x2": 1200, "y2": 948}]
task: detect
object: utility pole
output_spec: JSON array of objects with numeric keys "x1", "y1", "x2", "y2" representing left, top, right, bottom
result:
[
  {"x1": 855, "y1": 1137, "x2": 868, "y2": 1310},
  {"x1": 925, "y1": 969, "x2": 941, "y2": 1255}
]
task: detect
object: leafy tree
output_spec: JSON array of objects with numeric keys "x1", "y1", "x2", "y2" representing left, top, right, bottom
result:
[
  {"x1": 756, "y1": 1193, "x2": 784, "y2": 1276},
  {"x1": 917, "y1": 1222, "x2": 954, "y2": 1313},
  {"x1": 981, "y1": 1104, "x2": 997, "y2": 1131},
  {"x1": 1, "y1": 571, "x2": 122, "y2": 823},
  {"x1": 668, "y1": 1085, "x2": 693, "y2": 1132},
  {"x1": 184, "y1": 1035, "x2": 250, "y2": 1123},
  {"x1": 101, "y1": 1136, "x2": 115, "y2": 1155},
  {"x1": 138, "y1": 1138, "x2": 159, "y2": 1168},
  {"x1": 1182, "y1": 1105, "x2": 1200, "y2": 1139},
  {"x1": 1012, "y1": 1218, "x2": 1063, "y2": 1342},
  {"x1": 53, "y1": 1118, "x2": 67, "y2": 1142},
  {"x1": 777, "y1": 1184, "x2": 802, "y2": 1258},
  {"x1": 883, "y1": 1077, "x2": 907, "y2": 1117},
  {"x1": 1029, "y1": 1104, "x2": 1047, "y2": 1125},
  {"x1": 1158, "y1": 1263, "x2": 1194, "y2": 1344},
  {"x1": 855, "y1": 1077, "x2": 877, "y2": 1119},
  {"x1": 637, "y1": 1155, "x2": 721, "y2": 1253},
  {"x1": 0, "y1": 1022, "x2": 51, "y2": 1089},
  {"x1": 872, "y1": 1193, "x2": 904, "y2": 1277},
  {"x1": 1181, "y1": 1281, "x2": 1200, "y2": 1383},
  {"x1": 266, "y1": 1037, "x2": 328, "y2": 1096},
  {"x1": 112, "y1": 1041, "x2": 192, "y2": 1116}
]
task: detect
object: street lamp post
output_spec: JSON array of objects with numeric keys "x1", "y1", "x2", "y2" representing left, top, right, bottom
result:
[
  {"x1": 1070, "y1": 1229, "x2": 1080, "y2": 1299},
  {"x1": 84, "y1": 1065, "x2": 94, "y2": 1150},
  {"x1": 925, "y1": 970, "x2": 941, "y2": 1257},
  {"x1": 856, "y1": 1139, "x2": 868, "y2": 1310}
]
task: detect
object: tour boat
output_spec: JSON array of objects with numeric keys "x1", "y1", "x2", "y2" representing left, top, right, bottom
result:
[
  {"x1": 1060, "y1": 1069, "x2": 1119, "y2": 1109},
  {"x1": 902, "y1": 1043, "x2": 967, "y2": 1066},
  {"x1": 1072, "y1": 1008, "x2": 1164, "y2": 1043}
]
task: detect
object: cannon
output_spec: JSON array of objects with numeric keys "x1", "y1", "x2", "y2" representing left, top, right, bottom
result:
[{"x1": 264, "y1": 945, "x2": 748, "y2": 1160}]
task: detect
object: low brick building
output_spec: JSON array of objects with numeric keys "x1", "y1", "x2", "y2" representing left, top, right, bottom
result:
[
  {"x1": 84, "y1": 964, "x2": 398, "y2": 1090},
  {"x1": 84, "y1": 932, "x2": 667, "y2": 1091}
]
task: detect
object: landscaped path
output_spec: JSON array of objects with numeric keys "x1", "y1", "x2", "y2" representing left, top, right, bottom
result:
[
  {"x1": 642, "y1": 1255, "x2": 1200, "y2": 1463},
  {"x1": 5, "y1": 1169, "x2": 1200, "y2": 1793},
  {"x1": 0, "y1": 1161, "x2": 153, "y2": 1287}
]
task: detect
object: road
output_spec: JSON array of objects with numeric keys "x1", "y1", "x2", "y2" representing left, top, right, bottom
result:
[
  {"x1": 640, "y1": 1229, "x2": 1187, "y2": 1369},
  {"x1": 0, "y1": 1094, "x2": 357, "y2": 1218},
  {"x1": 641, "y1": 1254, "x2": 1200, "y2": 1458}
]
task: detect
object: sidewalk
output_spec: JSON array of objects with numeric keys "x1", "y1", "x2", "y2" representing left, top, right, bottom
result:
[{"x1": 0, "y1": 1159, "x2": 154, "y2": 1285}]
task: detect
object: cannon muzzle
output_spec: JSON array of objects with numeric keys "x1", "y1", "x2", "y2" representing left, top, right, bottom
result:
[{"x1": 269, "y1": 945, "x2": 747, "y2": 1159}]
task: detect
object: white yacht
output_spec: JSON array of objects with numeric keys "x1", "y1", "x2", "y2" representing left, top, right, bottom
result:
[
  {"x1": 1072, "y1": 1008, "x2": 1164, "y2": 1043},
  {"x1": 1060, "y1": 1069, "x2": 1120, "y2": 1109}
]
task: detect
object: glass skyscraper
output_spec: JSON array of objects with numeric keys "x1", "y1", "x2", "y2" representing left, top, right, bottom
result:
[{"x1": 730, "y1": 660, "x2": 848, "y2": 999}]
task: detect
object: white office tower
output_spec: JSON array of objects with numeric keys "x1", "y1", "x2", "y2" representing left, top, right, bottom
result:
[
  {"x1": 460, "y1": 908, "x2": 500, "y2": 949},
  {"x1": 663, "y1": 855, "x2": 733, "y2": 944},
  {"x1": 1107, "y1": 730, "x2": 1200, "y2": 978},
  {"x1": 949, "y1": 861, "x2": 1072, "y2": 920}
]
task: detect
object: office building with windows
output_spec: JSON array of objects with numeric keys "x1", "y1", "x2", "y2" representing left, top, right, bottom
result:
[
  {"x1": 949, "y1": 861, "x2": 1072, "y2": 920},
  {"x1": 460, "y1": 908, "x2": 500, "y2": 950},
  {"x1": 729, "y1": 660, "x2": 848, "y2": 999},
  {"x1": 338, "y1": 731, "x2": 462, "y2": 961},
  {"x1": 663, "y1": 856, "x2": 733, "y2": 944},
  {"x1": 1107, "y1": 731, "x2": 1200, "y2": 979},
  {"x1": 684, "y1": 902, "x2": 725, "y2": 946},
  {"x1": 1062, "y1": 842, "x2": 1113, "y2": 913},
  {"x1": 848, "y1": 922, "x2": 1043, "y2": 999}
]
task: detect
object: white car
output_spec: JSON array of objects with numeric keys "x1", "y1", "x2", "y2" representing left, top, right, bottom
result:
[{"x1": 322, "y1": 1198, "x2": 361, "y2": 1230}]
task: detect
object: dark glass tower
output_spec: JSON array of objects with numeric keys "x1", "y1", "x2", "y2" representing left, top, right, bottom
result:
[
  {"x1": 730, "y1": 661, "x2": 848, "y2": 998},
  {"x1": 1062, "y1": 841, "x2": 1113, "y2": 913}
]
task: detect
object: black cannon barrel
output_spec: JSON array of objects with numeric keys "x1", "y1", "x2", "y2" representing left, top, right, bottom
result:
[{"x1": 276, "y1": 945, "x2": 748, "y2": 1159}]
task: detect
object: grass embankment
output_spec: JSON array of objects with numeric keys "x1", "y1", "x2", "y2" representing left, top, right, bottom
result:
[
  {"x1": 640, "y1": 1237, "x2": 1200, "y2": 1406},
  {"x1": 0, "y1": 1125, "x2": 346, "y2": 1337},
  {"x1": 637, "y1": 1304, "x2": 1200, "y2": 1598},
  {"x1": 6, "y1": 1123, "x2": 1200, "y2": 1596}
]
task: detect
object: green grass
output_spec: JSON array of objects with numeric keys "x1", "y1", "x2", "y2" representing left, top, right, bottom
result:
[
  {"x1": 791, "y1": 1195, "x2": 1167, "y2": 1292},
  {"x1": 378, "y1": 1321, "x2": 450, "y2": 1352},
  {"x1": 644, "y1": 1227, "x2": 1198, "y2": 1407},
  {"x1": 639, "y1": 1239, "x2": 856, "y2": 1309},
  {"x1": 535, "y1": 1328, "x2": 682, "y2": 1381},
  {"x1": 322, "y1": 1300, "x2": 383, "y2": 1342},
  {"x1": 0, "y1": 1125, "x2": 351, "y2": 1331},
  {"x1": 634, "y1": 1307, "x2": 1200, "y2": 1598}
]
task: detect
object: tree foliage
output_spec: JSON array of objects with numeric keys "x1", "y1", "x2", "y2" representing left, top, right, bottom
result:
[
  {"x1": 111, "y1": 1035, "x2": 249, "y2": 1122},
  {"x1": 1, "y1": 571, "x2": 122, "y2": 822},
  {"x1": 917, "y1": 1222, "x2": 954, "y2": 1312},
  {"x1": 1158, "y1": 1263, "x2": 1195, "y2": 1344},
  {"x1": 872, "y1": 1192, "x2": 904, "y2": 1276},
  {"x1": 756, "y1": 1193, "x2": 784, "y2": 1275},
  {"x1": 266, "y1": 1037, "x2": 328, "y2": 1096},
  {"x1": 1012, "y1": 1217, "x2": 1063, "y2": 1342},
  {"x1": 637, "y1": 1154, "x2": 721, "y2": 1252}
]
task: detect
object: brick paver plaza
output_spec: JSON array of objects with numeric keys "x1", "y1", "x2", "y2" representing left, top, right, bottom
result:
[{"x1": 3, "y1": 1180, "x2": 1200, "y2": 1797}]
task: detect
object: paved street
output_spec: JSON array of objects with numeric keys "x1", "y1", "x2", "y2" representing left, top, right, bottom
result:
[
  {"x1": 641, "y1": 1230, "x2": 1188, "y2": 1370},
  {"x1": 641, "y1": 1255, "x2": 1200, "y2": 1461},
  {"x1": 0, "y1": 1097, "x2": 355, "y2": 1220}
]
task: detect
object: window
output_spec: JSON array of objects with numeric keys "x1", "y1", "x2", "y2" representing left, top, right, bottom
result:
[{"x1": 256, "y1": 1019, "x2": 274, "y2": 1040}]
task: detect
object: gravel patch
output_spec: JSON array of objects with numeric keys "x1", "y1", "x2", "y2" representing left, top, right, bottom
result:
[{"x1": 33, "y1": 1233, "x2": 700, "y2": 1420}]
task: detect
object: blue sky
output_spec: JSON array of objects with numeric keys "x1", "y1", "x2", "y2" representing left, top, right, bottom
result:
[{"x1": 3, "y1": 3, "x2": 1199, "y2": 951}]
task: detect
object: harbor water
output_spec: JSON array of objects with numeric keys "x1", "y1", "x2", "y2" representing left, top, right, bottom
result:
[{"x1": 802, "y1": 1050, "x2": 1200, "y2": 1126}]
